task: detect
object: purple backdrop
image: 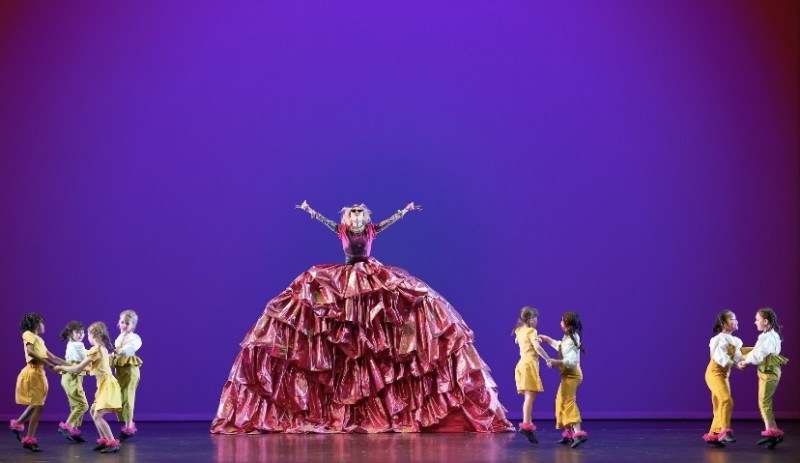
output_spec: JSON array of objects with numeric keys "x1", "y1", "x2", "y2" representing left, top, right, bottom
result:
[{"x1": 1, "y1": 1, "x2": 797, "y2": 422}]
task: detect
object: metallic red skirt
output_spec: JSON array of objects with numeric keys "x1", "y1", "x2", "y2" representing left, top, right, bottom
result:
[{"x1": 211, "y1": 258, "x2": 513, "y2": 434}]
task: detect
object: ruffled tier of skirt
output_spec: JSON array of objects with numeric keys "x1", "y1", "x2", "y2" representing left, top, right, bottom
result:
[{"x1": 211, "y1": 258, "x2": 513, "y2": 434}]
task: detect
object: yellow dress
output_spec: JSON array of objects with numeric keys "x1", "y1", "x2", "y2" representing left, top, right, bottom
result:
[
  {"x1": 15, "y1": 331, "x2": 48, "y2": 406},
  {"x1": 87, "y1": 345, "x2": 122, "y2": 413},
  {"x1": 514, "y1": 327, "x2": 544, "y2": 393}
]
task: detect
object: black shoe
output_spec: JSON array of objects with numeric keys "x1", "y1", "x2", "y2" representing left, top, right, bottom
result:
[
  {"x1": 11, "y1": 429, "x2": 21, "y2": 442},
  {"x1": 765, "y1": 436, "x2": 783, "y2": 449},
  {"x1": 520, "y1": 428, "x2": 538, "y2": 444},
  {"x1": 93, "y1": 443, "x2": 107, "y2": 451},
  {"x1": 557, "y1": 437, "x2": 573, "y2": 444},
  {"x1": 757, "y1": 437, "x2": 770, "y2": 446},
  {"x1": 23, "y1": 442, "x2": 41, "y2": 452},
  {"x1": 706, "y1": 439, "x2": 725, "y2": 447},
  {"x1": 119, "y1": 431, "x2": 134, "y2": 442},
  {"x1": 71, "y1": 433, "x2": 86, "y2": 443},
  {"x1": 58, "y1": 428, "x2": 75, "y2": 442},
  {"x1": 100, "y1": 444, "x2": 120, "y2": 453},
  {"x1": 570, "y1": 435, "x2": 588, "y2": 448},
  {"x1": 720, "y1": 432, "x2": 736, "y2": 443}
]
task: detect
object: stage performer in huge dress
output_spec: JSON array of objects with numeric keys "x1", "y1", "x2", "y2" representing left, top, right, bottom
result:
[{"x1": 211, "y1": 201, "x2": 513, "y2": 434}]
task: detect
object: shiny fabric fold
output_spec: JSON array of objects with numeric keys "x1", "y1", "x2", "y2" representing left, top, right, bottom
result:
[{"x1": 211, "y1": 258, "x2": 513, "y2": 434}]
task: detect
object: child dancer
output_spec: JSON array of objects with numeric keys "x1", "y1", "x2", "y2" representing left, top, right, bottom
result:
[
  {"x1": 513, "y1": 306, "x2": 551, "y2": 444},
  {"x1": 113, "y1": 309, "x2": 143, "y2": 441},
  {"x1": 702, "y1": 310, "x2": 743, "y2": 447},
  {"x1": 58, "y1": 321, "x2": 90, "y2": 442},
  {"x1": 56, "y1": 322, "x2": 123, "y2": 453},
  {"x1": 737, "y1": 308, "x2": 789, "y2": 449},
  {"x1": 540, "y1": 311, "x2": 587, "y2": 449},
  {"x1": 10, "y1": 312, "x2": 66, "y2": 452}
]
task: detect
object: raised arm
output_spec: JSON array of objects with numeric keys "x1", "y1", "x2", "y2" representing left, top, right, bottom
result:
[
  {"x1": 375, "y1": 202, "x2": 422, "y2": 233},
  {"x1": 296, "y1": 200, "x2": 338, "y2": 233}
]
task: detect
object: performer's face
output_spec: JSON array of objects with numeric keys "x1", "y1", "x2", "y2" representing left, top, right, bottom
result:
[
  {"x1": 118, "y1": 316, "x2": 136, "y2": 334},
  {"x1": 724, "y1": 312, "x2": 738, "y2": 333},
  {"x1": 349, "y1": 208, "x2": 365, "y2": 227},
  {"x1": 754, "y1": 312, "x2": 770, "y2": 332},
  {"x1": 71, "y1": 329, "x2": 85, "y2": 342}
]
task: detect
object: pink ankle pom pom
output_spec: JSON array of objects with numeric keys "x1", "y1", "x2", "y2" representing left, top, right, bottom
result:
[
  {"x1": 703, "y1": 433, "x2": 719, "y2": 442},
  {"x1": 573, "y1": 431, "x2": 588, "y2": 438},
  {"x1": 519, "y1": 423, "x2": 536, "y2": 431},
  {"x1": 96, "y1": 437, "x2": 108, "y2": 445},
  {"x1": 9, "y1": 420, "x2": 25, "y2": 431},
  {"x1": 562, "y1": 430, "x2": 573, "y2": 438},
  {"x1": 21, "y1": 436, "x2": 37, "y2": 444},
  {"x1": 106, "y1": 438, "x2": 121, "y2": 446},
  {"x1": 762, "y1": 429, "x2": 784, "y2": 437},
  {"x1": 122, "y1": 424, "x2": 137, "y2": 434}
]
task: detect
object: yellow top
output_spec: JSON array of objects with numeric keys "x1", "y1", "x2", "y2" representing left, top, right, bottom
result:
[
  {"x1": 515, "y1": 326, "x2": 539, "y2": 359},
  {"x1": 22, "y1": 331, "x2": 47, "y2": 364},
  {"x1": 87, "y1": 345, "x2": 113, "y2": 377}
]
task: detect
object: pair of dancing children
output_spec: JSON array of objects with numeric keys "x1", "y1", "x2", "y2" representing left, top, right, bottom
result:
[
  {"x1": 513, "y1": 307, "x2": 587, "y2": 448},
  {"x1": 704, "y1": 307, "x2": 788, "y2": 449},
  {"x1": 10, "y1": 310, "x2": 143, "y2": 453}
]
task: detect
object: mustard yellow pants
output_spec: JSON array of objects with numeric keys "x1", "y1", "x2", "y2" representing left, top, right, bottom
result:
[
  {"x1": 555, "y1": 366, "x2": 582, "y2": 429},
  {"x1": 705, "y1": 361, "x2": 733, "y2": 433},
  {"x1": 757, "y1": 366, "x2": 781, "y2": 424},
  {"x1": 61, "y1": 373, "x2": 89, "y2": 427},
  {"x1": 115, "y1": 365, "x2": 140, "y2": 423}
]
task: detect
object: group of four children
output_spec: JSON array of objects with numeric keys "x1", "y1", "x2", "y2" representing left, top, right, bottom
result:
[{"x1": 10, "y1": 310, "x2": 143, "y2": 453}]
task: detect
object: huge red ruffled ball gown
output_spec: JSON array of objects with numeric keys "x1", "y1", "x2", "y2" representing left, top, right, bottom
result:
[{"x1": 211, "y1": 217, "x2": 513, "y2": 434}]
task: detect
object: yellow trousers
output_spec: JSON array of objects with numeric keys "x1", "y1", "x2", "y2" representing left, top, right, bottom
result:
[
  {"x1": 555, "y1": 366, "x2": 582, "y2": 429},
  {"x1": 705, "y1": 360, "x2": 733, "y2": 433},
  {"x1": 60, "y1": 373, "x2": 89, "y2": 427},
  {"x1": 115, "y1": 364, "x2": 140, "y2": 423},
  {"x1": 757, "y1": 366, "x2": 781, "y2": 424}
]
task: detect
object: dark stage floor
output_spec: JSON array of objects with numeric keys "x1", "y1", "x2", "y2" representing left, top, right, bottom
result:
[{"x1": 0, "y1": 420, "x2": 797, "y2": 463}]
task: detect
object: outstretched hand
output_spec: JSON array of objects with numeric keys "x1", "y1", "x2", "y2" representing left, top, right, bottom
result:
[
  {"x1": 295, "y1": 200, "x2": 310, "y2": 212},
  {"x1": 404, "y1": 202, "x2": 422, "y2": 212}
]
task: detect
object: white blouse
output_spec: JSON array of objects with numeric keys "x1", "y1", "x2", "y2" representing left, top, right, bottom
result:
[
  {"x1": 744, "y1": 330, "x2": 781, "y2": 365},
  {"x1": 547, "y1": 334, "x2": 581, "y2": 368},
  {"x1": 709, "y1": 332, "x2": 743, "y2": 367},
  {"x1": 115, "y1": 332, "x2": 142, "y2": 357},
  {"x1": 65, "y1": 340, "x2": 88, "y2": 363}
]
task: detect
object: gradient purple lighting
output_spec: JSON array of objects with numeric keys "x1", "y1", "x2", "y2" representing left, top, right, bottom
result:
[{"x1": 0, "y1": 1, "x2": 797, "y2": 422}]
